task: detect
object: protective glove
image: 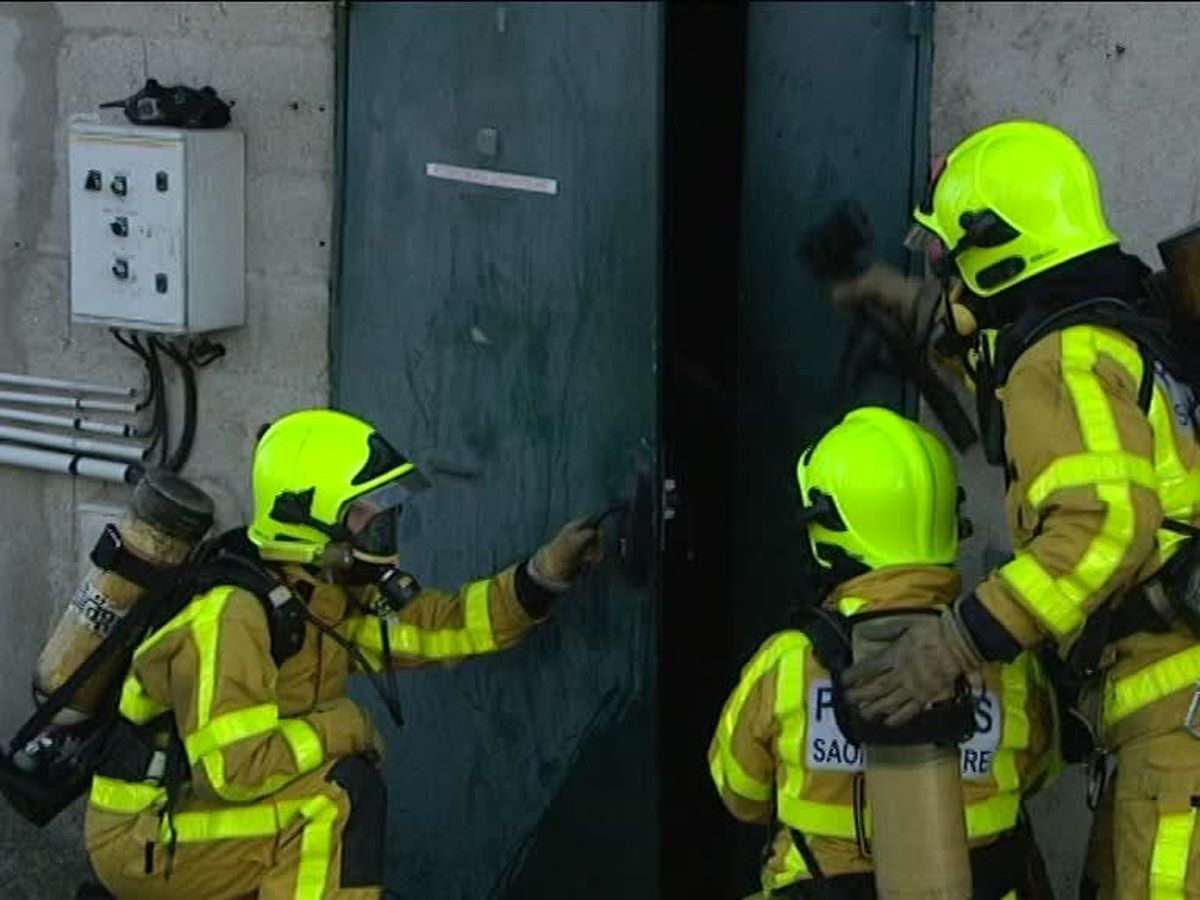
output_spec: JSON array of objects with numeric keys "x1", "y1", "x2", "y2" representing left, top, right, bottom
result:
[
  {"x1": 841, "y1": 606, "x2": 983, "y2": 728},
  {"x1": 830, "y1": 262, "x2": 924, "y2": 326},
  {"x1": 528, "y1": 518, "x2": 605, "y2": 592}
]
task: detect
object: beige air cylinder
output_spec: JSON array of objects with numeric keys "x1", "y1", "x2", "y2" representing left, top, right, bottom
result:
[
  {"x1": 852, "y1": 614, "x2": 972, "y2": 900},
  {"x1": 34, "y1": 470, "x2": 214, "y2": 723}
]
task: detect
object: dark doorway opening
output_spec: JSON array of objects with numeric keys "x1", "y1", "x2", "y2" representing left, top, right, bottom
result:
[{"x1": 661, "y1": 3, "x2": 750, "y2": 897}]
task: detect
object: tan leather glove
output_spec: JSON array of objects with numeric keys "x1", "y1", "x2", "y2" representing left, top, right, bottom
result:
[
  {"x1": 528, "y1": 518, "x2": 605, "y2": 592},
  {"x1": 841, "y1": 607, "x2": 983, "y2": 728},
  {"x1": 830, "y1": 262, "x2": 924, "y2": 326}
]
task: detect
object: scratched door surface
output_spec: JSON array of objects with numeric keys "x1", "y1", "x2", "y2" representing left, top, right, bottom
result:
[{"x1": 334, "y1": 3, "x2": 660, "y2": 897}]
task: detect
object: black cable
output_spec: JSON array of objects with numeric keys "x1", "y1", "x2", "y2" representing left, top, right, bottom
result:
[
  {"x1": 157, "y1": 340, "x2": 197, "y2": 473},
  {"x1": 126, "y1": 332, "x2": 166, "y2": 451},
  {"x1": 110, "y1": 329, "x2": 158, "y2": 413},
  {"x1": 301, "y1": 607, "x2": 404, "y2": 729},
  {"x1": 145, "y1": 337, "x2": 170, "y2": 466}
]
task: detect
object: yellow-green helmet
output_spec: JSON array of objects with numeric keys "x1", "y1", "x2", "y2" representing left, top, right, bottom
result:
[
  {"x1": 795, "y1": 407, "x2": 959, "y2": 570},
  {"x1": 912, "y1": 120, "x2": 1118, "y2": 297},
  {"x1": 248, "y1": 408, "x2": 429, "y2": 563}
]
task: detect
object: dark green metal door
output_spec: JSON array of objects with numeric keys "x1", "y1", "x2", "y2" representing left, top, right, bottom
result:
[
  {"x1": 335, "y1": 3, "x2": 660, "y2": 897},
  {"x1": 734, "y1": 0, "x2": 932, "y2": 656}
]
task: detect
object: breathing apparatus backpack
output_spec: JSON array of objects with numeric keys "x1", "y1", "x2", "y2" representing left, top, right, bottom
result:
[{"x1": 0, "y1": 473, "x2": 310, "y2": 827}]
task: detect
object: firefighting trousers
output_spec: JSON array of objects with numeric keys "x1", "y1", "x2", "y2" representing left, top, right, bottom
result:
[
  {"x1": 1084, "y1": 730, "x2": 1200, "y2": 899},
  {"x1": 85, "y1": 755, "x2": 385, "y2": 900}
]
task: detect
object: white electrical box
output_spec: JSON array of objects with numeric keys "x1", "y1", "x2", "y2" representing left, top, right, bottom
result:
[{"x1": 68, "y1": 122, "x2": 245, "y2": 334}]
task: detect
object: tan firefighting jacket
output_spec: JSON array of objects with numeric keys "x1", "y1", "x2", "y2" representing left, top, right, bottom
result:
[
  {"x1": 971, "y1": 325, "x2": 1200, "y2": 747},
  {"x1": 708, "y1": 566, "x2": 1057, "y2": 892},
  {"x1": 87, "y1": 563, "x2": 539, "y2": 836}
]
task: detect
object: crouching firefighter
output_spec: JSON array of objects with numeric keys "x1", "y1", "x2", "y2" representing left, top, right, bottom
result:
[
  {"x1": 44, "y1": 408, "x2": 600, "y2": 899},
  {"x1": 708, "y1": 407, "x2": 1057, "y2": 899},
  {"x1": 831, "y1": 120, "x2": 1200, "y2": 899}
]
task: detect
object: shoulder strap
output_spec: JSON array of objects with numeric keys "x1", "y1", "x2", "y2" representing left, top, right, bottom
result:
[
  {"x1": 795, "y1": 605, "x2": 853, "y2": 675},
  {"x1": 9, "y1": 567, "x2": 179, "y2": 753},
  {"x1": 184, "y1": 551, "x2": 307, "y2": 667}
]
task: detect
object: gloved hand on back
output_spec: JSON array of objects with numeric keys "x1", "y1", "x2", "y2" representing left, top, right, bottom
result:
[{"x1": 842, "y1": 605, "x2": 983, "y2": 727}]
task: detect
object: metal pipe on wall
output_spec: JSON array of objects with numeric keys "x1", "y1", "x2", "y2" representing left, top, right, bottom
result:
[
  {"x1": 0, "y1": 372, "x2": 138, "y2": 398},
  {"x1": 0, "y1": 406, "x2": 136, "y2": 437},
  {"x1": 0, "y1": 423, "x2": 146, "y2": 463},
  {"x1": 0, "y1": 390, "x2": 139, "y2": 414},
  {"x1": 0, "y1": 442, "x2": 134, "y2": 484}
]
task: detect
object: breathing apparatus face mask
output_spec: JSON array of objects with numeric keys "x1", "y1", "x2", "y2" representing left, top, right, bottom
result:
[{"x1": 312, "y1": 472, "x2": 428, "y2": 592}]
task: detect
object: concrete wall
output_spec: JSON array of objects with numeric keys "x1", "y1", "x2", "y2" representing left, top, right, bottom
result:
[
  {"x1": 930, "y1": 2, "x2": 1200, "y2": 895},
  {"x1": 0, "y1": 2, "x2": 334, "y2": 893}
]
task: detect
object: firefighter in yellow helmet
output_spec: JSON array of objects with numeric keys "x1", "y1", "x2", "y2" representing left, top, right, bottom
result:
[
  {"x1": 84, "y1": 408, "x2": 603, "y2": 899},
  {"x1": 709, "y1": 407, "x2": 1056, "y2": 898},
  {"x1": 834, "y1": 120, "x2": 1200, "y2": 898}
]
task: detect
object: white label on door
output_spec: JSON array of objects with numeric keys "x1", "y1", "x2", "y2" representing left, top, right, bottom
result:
[{"x1": 425, "y1": 162, "x2": 558, "y2": 195}]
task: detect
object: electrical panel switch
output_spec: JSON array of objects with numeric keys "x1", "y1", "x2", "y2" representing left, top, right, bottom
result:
[{"x1": 68, "y1": 122, "x2": 245, "y2": 334}]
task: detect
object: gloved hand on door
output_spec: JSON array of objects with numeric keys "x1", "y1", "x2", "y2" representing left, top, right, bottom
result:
[{"x1": 529, "y1": 518, "x2": 606, "y2": 592}]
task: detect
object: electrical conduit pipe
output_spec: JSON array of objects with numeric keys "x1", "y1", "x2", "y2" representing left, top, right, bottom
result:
[
  {"x1": 0, "y1": 424, "x2": 146, "y2": 463},
  {"x1": 0, "y1": 390, "x2": 138, "y2": 414},
  {"x1": 0, "y1": 442, "x2": 134, "y2": 484},
  {"x1": 0, "y1": 372, "x2": 137, "y2": 398},
  {"x1": 0, "y1": 407, "x2": 136, "y2": 438}
]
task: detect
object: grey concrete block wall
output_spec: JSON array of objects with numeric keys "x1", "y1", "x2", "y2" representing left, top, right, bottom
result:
[
  {"x1": 929, "y1": 3, "x2": 1200, "y2": 896},
  {"x1": 0, "y1": 2, "x2": 335, "y2": 893}
]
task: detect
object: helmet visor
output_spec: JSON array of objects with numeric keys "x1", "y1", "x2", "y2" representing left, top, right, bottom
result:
[{"x1": 341, "y1": 469, "x2": 430, "y2": 555}]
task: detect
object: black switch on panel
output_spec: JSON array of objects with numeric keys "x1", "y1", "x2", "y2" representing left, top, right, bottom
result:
[
  {"x1": 110, "y1": 175, "x2": 127, "y2": 197},
  {"x1": 111, "y1": 258, "x2": 129, "y2": 280},
  {"x1": 155, "y1": 273, "x2": 168, "y2": 294},
  {"x1": 155, "y1": 171, "x2": 169, "y2": 192},
  {"x1": 110, "y1": 216, "x2": 129, "y2": 237},
  {"x1": 84, "y1": 170, "x2": 102, "y2": 191}
]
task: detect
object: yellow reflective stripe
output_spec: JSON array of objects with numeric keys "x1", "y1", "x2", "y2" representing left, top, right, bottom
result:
[
  {"x1": 999, "y1": 553, "x2": 1085, "y2": 637},
  {"x1": 992, "y1": 663, "x2": 1029, "y2": 794},
  {"x1": 837, "y1": 596, "x2": 869, "y2": 615},
  {"x1": 714, "y1": 634, "x2": 804, "y2": 804},
  {"x1": 778, "y1": 796, "x2": 856, "y2": 838},
  {"x1": 1027, "y1": 452, "x2": 1157, "y2": 508},
  {"x1": 1106, "y1": 645, "x2": 1200, "y2": 725},
  {"x1": 1001, "y1": 330, "x2": 1139, "y2": 638},
  {"x1": 1147, "y1": 381, "x2": 1197, "y2": 517},
  {"x1": 775, "y1": 643, "x2": 808, "y2": 809},
  {"x1": 294, "y1": 793, "x2": 338, "y2": 900},
  {"x1": 966, "y1": 792, "x2": 1020, "y2": 837},
  {"x1": 165, "y1": 804, "x2": 279, "y2": 842},
  {"x1": 765, "y1": 840, "x2": 809, "y2": 890},
  {"x1": 89, "y1": 775, "x2": 165, "y2": 813},
  {"x1": 708, "y1": 746, "x2": 728, "y2": 795},
  {"x1": 281, "y1": 718, "x2": 325, "y2": 773},
  {"x1": 184, "y1": 703, "x2": 279, "y2": 762},
  {"x1": 362, "y1": 580, "x2": 499, "y2": 661},
  {"x1": 132, "y1": 586, "x2": 214, "y2": 662},
  {"x1": 118, "y1": 675, "x2": 170, "y2": 724},
  {"x1": 778, "y1": 792, "x2": 1016, "y2": 842},
  {"x1": 464, "y1": 579, "x2": 497, "y2": 651},
  {"x1": 1150, "y1": 808, "x2": 1197, "y2": 899},
  {"x1": 776, "y1": 794, "x2": 1016, "y2": 844}
]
